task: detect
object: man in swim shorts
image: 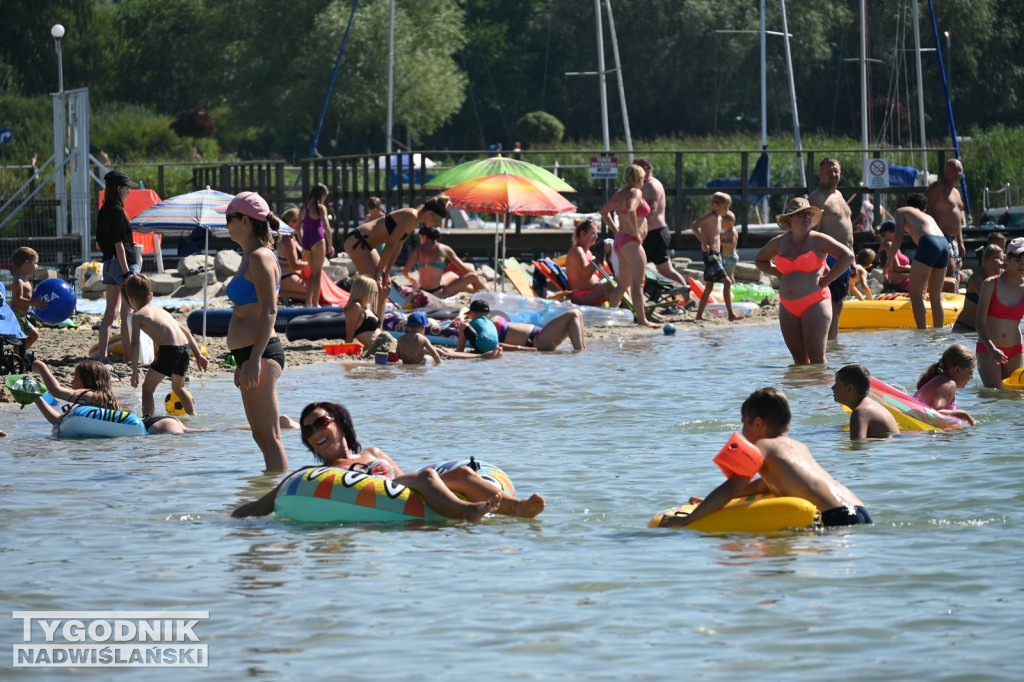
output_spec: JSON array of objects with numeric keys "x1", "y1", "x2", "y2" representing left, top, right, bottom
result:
[
  {"x1": 885, "y1": 193, "x2": 950, "y2": 329},
  {"x1": 658, "y1": 387, "x2": 872, "y2": 529},
  {"x1": 635, "y1": 158, "x2": 688, "y2": 287},
  {"x1": 809, "y1": 158, "x2": 855, "y2": 341}
]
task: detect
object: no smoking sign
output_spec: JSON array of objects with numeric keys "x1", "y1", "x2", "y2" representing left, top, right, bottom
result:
[{"x1": 865, "y1": 157, "x2": 890, "y2": 189}]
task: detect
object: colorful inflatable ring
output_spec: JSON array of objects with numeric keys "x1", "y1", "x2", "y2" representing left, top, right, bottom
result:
[
  {"x1": 53, "y1": 405, "x2": 147, "y2": 439},
  {"x1": 274, "y1": 459, "x2": 515, "y2": 523},
  {"x1": 649, "y1": 495, "x2": 818, "y2": 533}
]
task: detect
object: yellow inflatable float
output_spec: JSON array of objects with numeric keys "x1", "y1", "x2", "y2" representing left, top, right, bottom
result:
[
  {"x1": 649, "y1": 495, "x2": 818, "y2": 533},
  {"x1": 840, "y1": 293, "x2": 964, "y2": 330}
]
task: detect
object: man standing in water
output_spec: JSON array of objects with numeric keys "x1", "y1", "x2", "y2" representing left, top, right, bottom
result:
[
  {"x1": 926, "y1": 158, "x2": 966, "y2": 285},
  {"x1": 809, "y1": 157, "x2": 854, "y2": 341},
  {"x1": 635, "y1": 157, "x2": 688, "y2": 289}
]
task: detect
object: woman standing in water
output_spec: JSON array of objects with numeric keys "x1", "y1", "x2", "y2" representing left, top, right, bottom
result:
[{"x1": 218, "y1": 191, "x2": 288, "y2": 471}]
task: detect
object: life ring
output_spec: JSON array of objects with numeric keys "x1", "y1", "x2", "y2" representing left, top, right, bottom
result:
[
  {"x1": 273, "y1": 459, "x2": 515, "y2": 523},
  {"x1": 53, "y1": 405, "x2": 147, "y2": 439},
  {"x1": 649, "y1": 495, "x2": 818, "y2": 533}
]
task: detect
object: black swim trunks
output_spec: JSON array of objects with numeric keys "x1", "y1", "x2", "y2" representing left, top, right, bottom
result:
[
  {"x1": 826, "y1": 255, "x2": 853, "y2": 302},
  {"x1": 703, "y1": 251, "x2": 728, "y2": 283},
  {"x1": 150, "y1": 344, "x2": 191, "y2": 378},
  {"x1": 643, "y1": 226, "x2": 671, "y2": 266},
  {"x1": 230, "y1": 337, "x2": 286, "y2": 370},
  {"x1": 820, "y1": 505, "x2": 873, "y2": 527}
]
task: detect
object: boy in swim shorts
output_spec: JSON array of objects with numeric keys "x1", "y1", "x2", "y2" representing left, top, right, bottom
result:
[
  {"x1": 831, "y1": 364, "x2": 899, "y2": 439},
  {"x1": 690, "y1": 192, "x2": 736, "y2": 321},
  {"x1": 122, "y1": 274, "x2": 209, "y2": 417},
  {"x1": 658, "y1": 387, "x2": 872, "y2": 528}
]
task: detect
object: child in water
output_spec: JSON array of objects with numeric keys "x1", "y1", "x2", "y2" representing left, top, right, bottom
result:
[
  {"x1": 831, "y1": 364, "x2": 900, "y2": 439},
  {"x1": 914, "y1": 344, "x2": 977, "y2": 425}
]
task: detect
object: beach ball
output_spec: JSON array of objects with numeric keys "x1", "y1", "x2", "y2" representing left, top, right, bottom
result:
[
  {"x1": 164, "y1": 390, "x2": 187, "y2": 415},
  {"x1": 31, "y1": 278, "x2": 76, "y2": 324}
]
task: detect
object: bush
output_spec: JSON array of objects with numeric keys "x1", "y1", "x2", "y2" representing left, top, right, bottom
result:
[{"x1": 514, "y1": 111, "x2": 565, "y2": 148}]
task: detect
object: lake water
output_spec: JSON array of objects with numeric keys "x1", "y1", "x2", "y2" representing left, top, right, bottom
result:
[{"x1": 2, "y1": 321, "x2": 1022, "y2": 679}]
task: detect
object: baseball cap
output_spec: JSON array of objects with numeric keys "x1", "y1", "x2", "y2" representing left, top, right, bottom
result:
[
  {"x1": 469, "y1": 299, "x2": 490, "y2": 314},
  {"x1": 406, "y1": 311, "x2": 429, "y2": 328},
  {"x1": 215, "y1": 191, "x2": 270, "y2": 221},
  {"x1": 104, "y1": 170, "x2": 138, "y2": 188},
  {"x1": 1007, "y1": 237, "x2": 1024, "y2": 256},
  {"x1": 878, "y1": 219, "x2": 896, "y2": 234}
]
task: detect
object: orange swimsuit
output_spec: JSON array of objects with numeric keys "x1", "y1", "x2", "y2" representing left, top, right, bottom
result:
[{"x1": 775, "y1": 252, "x2": 828, "y2": 318}]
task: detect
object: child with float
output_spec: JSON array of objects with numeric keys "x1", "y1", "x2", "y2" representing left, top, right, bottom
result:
[
  {"x1": 913, "y1": 344, "x2": 977, "y2": 425},
  {"x1": 657, "y1": 387, "x2": 872, "y2": 529},
  {"x1": 831, "y1": 364, "x2": 900, "y2": 439},
  {"x1": 121, "y1": 273, "x2": 209, "y2": 418},
  {"x1": 31, "y1": 358, "x2": 125, "y2": 424}
]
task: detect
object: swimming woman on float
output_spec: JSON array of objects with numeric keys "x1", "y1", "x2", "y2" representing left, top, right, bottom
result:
[
  {"x1": 343, "y1": 196, "x2": 450, "y2": 291},
  {"x1": 219, "y1": 191, "x2": 288, "y2": 471},
  {"x1": 754, "y1": 197, "x2": 855, "y2": 365}
]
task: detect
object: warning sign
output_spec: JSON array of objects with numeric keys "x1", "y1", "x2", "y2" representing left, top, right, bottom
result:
[
  {"x1": 865, "y1": 157, "x2": 890, "y2": 189},
  {"x1": 590, "y1": 156, "x2": 618, "y2": 180}
]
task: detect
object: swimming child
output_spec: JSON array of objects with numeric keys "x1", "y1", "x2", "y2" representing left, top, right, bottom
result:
[
  {"x1": 914, "y1": 344, "x2": 977, "y2": 425},
  {"x1": 690, "y1": 191, "x2": 736, "y2": 321},
  {"x1": 122, "y1": 274, "x2": 209, "y2": 417},
  {"x1": 831, "y1": 364, "x2": 900, "y2": 439},
  {"x1": 976, "y1": 237, "x2": 1024, "y2": 387},
  {"x1": 658, "y1": 387, "x2": 872, "y2": 528},
  {"x1": 31, "y1": 358, "x2": 126, "y2": 424},
  {"x1": 849, "y1": 248, "x2": 876, "y2": 300},
  {"x1": 395, "y1": 311, "x2": 443, "y2": 364},
  {"x1": 9, "y1": 246, "x2": 45, "y2": 357}
]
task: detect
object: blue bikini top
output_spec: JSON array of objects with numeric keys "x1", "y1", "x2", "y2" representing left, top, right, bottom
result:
[{"x1": 227, "y1": 247, "x2": 281, "y2": 306}]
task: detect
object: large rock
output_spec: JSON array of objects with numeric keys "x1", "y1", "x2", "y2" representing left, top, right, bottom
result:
[
  {"x1": 149, "y1": 272, "x2": 183, "y2": 296},
  {"x1": 215, "y1": 250, "x2": 241, "y2": 279},
  {"x1": 323, "y1": 262, "x2": 350, "y2": 283},
  {"x1": 733, "y1": 262, "x2": 763, "y2": 282},
  {"x1": 183, "y1": 270, "x2": 216, "y2": 289}
]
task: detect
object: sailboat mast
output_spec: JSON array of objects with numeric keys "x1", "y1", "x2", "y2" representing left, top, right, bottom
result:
[
  {"x1": 859, "y1": 0, "x2": 869, "y2": 184},
  {"x1": 760, "y1": 0, "x2": 768, "y2": 219},
  {"x1": 912, "y1": 0, "x2": 928, "y2": 178},
  {"x1": 594, "y1": 0, "x2": 610, "y2": 152},
  {"x1": 779, "y1": 0, "x2": 806, "y2": 188}
]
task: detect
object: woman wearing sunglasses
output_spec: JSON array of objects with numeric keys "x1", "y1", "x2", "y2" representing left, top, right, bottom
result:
[
  {"x1": 218, "y1": 192, "x2": 289, "y2": 472},
  {"x1": 232, "y1": 402, "x2": 545, "y2": 520}
]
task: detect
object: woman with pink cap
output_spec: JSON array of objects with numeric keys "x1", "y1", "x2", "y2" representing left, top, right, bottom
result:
[{"x1": 218, "y1": 191, "x2": 289, "y2": 471}]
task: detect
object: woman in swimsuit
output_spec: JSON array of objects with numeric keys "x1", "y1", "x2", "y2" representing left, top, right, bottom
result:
[
  {"x1": 402, "y1": 225, "x2": 488, "y2": 297},
  {"x1": 344, "y1": 275, "x2": 387, "y2": 353},
  {"x1": 599, "y1": 164, "x2": 661, "y2": 328},
  {"x1": 343, "y1": 195, "x2": 450, "y2": 291},
  {"x1": 489, "y1": 309, "x2": 586, "y2": 351},
  {"x1": 975, "y1": 237, "x2": 1024, "y2": 387},
  {"x1": 219, "y1": 191, "x2": 288, "y2": 471},
  {"x1": 913, "y1": 343, "x2": 977, "y2": 425},
  {"x1": 953, "y1": 244, "x2": 1004, "y2": 333},
  {"x1": 298, "y1": 184, "x2": 334, "y2": 308},
  {"x1": 276, "y1": 208, "x2": 309, "y2": 304},
  {"x1": 566, "y1": 218, "x2": 625, "y2": 307},
  {"x1": 754, "y1": 197, "x2": 855, "y2": 365}
]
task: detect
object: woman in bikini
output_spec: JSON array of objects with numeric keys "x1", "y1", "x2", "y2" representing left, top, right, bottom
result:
[
  {"x1": 343, "y1": 196, "x2": 450, "y2": 291},
  {"x1": 402, "y1": 225, "x2": 488, "y2": 297},
  {"x1": 599, "y1": 164, "x2": 661, "y2": 328},
  {"x1": 344, "y1": 275, "x2": 388, "y2": 357},
  {"x1": 298, "y1": 184, "x2": 334, "y2": 308},
  {"x1": 276, "y1": 208, "x2": 309, "y2": 304},
  {"x1": 754, "y1": 197, "x2": 854, "y2": 365},
  {"x1": 219, "y1": 191, "x2": 288, "y2": 471},
  {"x1": 566, "y1": 218, "x2": 625, "y2": 306},
  {"x1": 975, "y1": 237, "x2": 1024, "y2": 387}
]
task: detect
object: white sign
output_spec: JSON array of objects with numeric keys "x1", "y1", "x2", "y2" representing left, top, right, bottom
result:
[
  {"x1": 589, "y1": 156, "x2": 618, "y2": 180},
  {"x1": 12, "y1": 611, "x2": 209, "y2": 668},
  {"x1": 865, "y1": 157, "x2": 890, "y2": 189}
]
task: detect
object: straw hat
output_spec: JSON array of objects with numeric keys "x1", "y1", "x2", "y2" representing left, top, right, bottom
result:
[{"x1": 776, "y1": 197, "x2": 823, "y2": 230}]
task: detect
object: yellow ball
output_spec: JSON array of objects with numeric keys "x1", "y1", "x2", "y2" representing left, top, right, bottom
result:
[{"x1": 164, "y1": 390, "x2": 187, "y2": 415}]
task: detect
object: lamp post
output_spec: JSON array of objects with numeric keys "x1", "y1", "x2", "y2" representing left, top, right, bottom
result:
[
  {"x1": 51, "y1": 24, "x2": 65, "y2": 93},
  {"x1": 943, "y1": 31, "x2": 951, "y2": 101}
]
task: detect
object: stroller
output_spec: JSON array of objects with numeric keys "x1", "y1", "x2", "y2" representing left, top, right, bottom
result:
[{"x1": 0, "y1": 281, "x2": 29, "y2": 376}]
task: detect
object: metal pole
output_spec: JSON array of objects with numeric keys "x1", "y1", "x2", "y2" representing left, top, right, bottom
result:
[
  {"x1": 594, "y1": 0, "x2": 609, "y2": 151},
  {"x1": 386, "y1": 0, "x2": 395, "y2": 153},
  {"x1": 604, "y1": 0, "x2": 632, "y2": 159},
  {"x1": 759, "y1": 0, "x2": 768, "y2": 220},
  {"x1": 912, "y1": 0, "x2": 928, "y2": 177},
  {"x1": 860, "y1": 0, "x2": 869, "y2": 184},
  {"x1": 779, "y1": 0, "x2": 805, "y2": 188}
]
